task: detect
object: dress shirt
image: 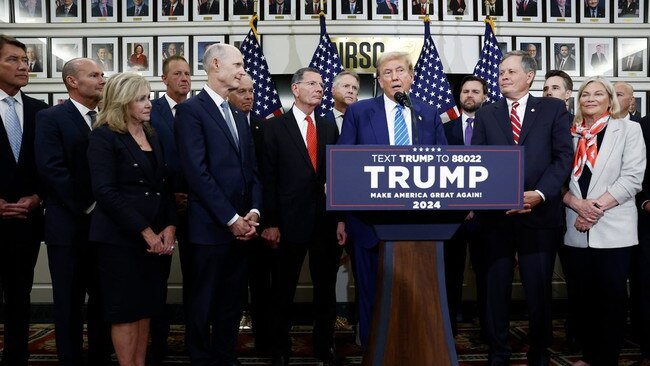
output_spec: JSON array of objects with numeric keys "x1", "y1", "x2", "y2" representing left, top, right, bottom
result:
[
  {"x1": 333, "y1": 108, "x2": 344, "y2": 133},
  {"x1": 164, "y1": 94, "x2": 178, "y2": 116},
  {"x1": 291, "y1": 105, "x2": 316, "y2": 148},
  {"x1": 0, "y1": 90, "x2": 24, "y2": 130},
  {"x1": 383, "y1": 94, "x2": 412, "y2": 145},
  {"x1": 70, "y1": 98, "x2": 97, "y2": 129}
]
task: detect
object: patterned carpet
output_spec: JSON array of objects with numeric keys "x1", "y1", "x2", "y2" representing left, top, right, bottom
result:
[{"x1": 3, "y1": 320, "x2": 644, "y2": 365}]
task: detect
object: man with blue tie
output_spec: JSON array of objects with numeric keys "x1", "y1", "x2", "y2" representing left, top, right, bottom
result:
[
  {"x1": 337, "y1": 51, "x2": 447, "y2": 349},
  {"x1": 175, "y1": 43, "x2": 261, "y2": 366}
]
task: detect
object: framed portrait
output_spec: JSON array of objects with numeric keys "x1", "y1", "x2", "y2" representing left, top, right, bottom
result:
[
  {"x1": 546, "y1": 0, "x2": 576, "y2": 23},
  {"x1": 337, "y1": 0, "x2": 367, "y2": 20},
  {"x1": 51, "y1": 37, "x2": 83, "y2": 77},
  {"x1": 511, "y1": 0, "x2": 541, "y2": 22},
  {"x1": 549, "y1": 37, "x2": 580, "y2": 77},
  {"x1": 193, "y1": 35, "x2": 225, "y2": 75},
  {"x1": 265, "y1": 0, "x2": 295, "y2": 20},
  {"x1": 159, "y1": 0, "x2": 188, "y2": 21},
  {"x1": 442, "y1": 0, "x2": 472, "y2": 21},
  {"x1": 18, "y1": 37, "x2": 48, "y2": 78},
  {"x1": 478, "y1": 0, "x2": 508, "y2": 21},
  {"x1": 517, "y1": 37, "x2": 546, "y2": 76},
  {"x1": 407, "y1": 0, "x2": 437, "y2": 21},
  {"x1": 193, "y1": 0, "x2": 223, "y2": 20},
  {"x1": 480, "y1": 35, "x2": 512, "y2": 56},
  {"x1": 581, "y1": 0, "x2": 609, "y2": 23},
  {"x1": 632, "y1": 92, "x2": 646, "y2": 119},
  {"x1": 14, "y1": 0, "x2": 46, "y2": 22},
  {"x1": 122, "y1": 36, "x2": 154, "y2": 76},
  {"x1": 122, "y1": 0, "x2": 153, "y2": 22},
  {"x1": 0, "y1": 0, "x2": 9, "y2": 23},
  {"x1": 617, "y1": 37, "x2": 647, "y2": 77},
  {"x1": 50, "y1": 0, "x2": 82, "y2": 22},
  {"x1": 87, "y1": 0, "x2": 117, "y2": 22},
  {"x1": 372, "y1": 0, "x2": 401, "y2": 20},
  {"x1": 87, "y1": 37, "x2": 118, "y2": 75},
  {"x1": 52, "y1": 93, "x2": 69, "y2": 105},
  {"x1": 300, "y1": 0, "x2": 331, "y2": 20},
  {"x1": 158, "y1": 36, "x2": 189, "y2": 76},
  {"x1": 584, "y1": 37, "x2": 614, "y2": 76},
  {"x1": 229, "y1": 0, "x2": 254, "y2": 21},
  {"x1": 29, "y1": 93, "x2": 49, "y2": 104},
  {"x1": 615, "y1": 0, "x2": 643, "y2": 23}
]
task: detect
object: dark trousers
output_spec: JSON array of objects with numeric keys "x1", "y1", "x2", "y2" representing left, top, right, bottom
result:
[
  {"x1": 565, "y1": 245, "x2": 632, "y2": 365},
  {"x1": 484, "y1": 221, "x2": 558, "y2": 364},
  {"x1": 47, "y1": 244, "x2": 111, "y2": 366},
  {"x1": 351, "y1": 242, "x2": 379, "y2": 349},
  {"x1": 0, "y1": 226, "x2": 41, "y2": 366},
  {"x1": 185, "y1": 242, "x2": 248, "y2": 366},
  {"x1": 631, "y1": 217, "x2": 650, "y2": 359},
  {"x1": 247, "y1": 237, "x2": 274, "y2": 351},
  {"x1": 270, "y1": 234, "x2": 343, "y2": 357}
]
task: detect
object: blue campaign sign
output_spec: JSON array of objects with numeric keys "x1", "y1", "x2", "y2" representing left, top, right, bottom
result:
[{"x1": 327, "y1": 145, "x2": 524, "y2": 211}]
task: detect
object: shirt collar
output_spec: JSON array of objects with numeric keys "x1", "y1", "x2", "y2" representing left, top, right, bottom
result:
[
  {"x1": 69, "y1": 97, "x2": 95, "y2": 117},
  {"x1": 203, "y1": 84, "x2": 226, "y2": 107},
  {"x1": 164, "y1": 93, "x2": 178, "y2": 110},
  {"x1": 0, "y1": 89, "x2": 23, "y2": 105}
]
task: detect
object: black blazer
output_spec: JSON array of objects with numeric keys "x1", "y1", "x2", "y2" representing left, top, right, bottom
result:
[
  {"x1": 55, "y1": 3, "x2": 78, "y2": 16},
  {"x1": 0, "y1": 93, "x2": 48, "y2": 241},
  {"x1": 341, "y1": 0, "x2": 362, "y2": 14},
  {"x1": 162, "y1": 1, "x2": 184, "y2": 15},
  {"x1": 150, "y1": 96, "x2": 186, "y2": 193},
  {"x1": 87, "y1": 125, "x2": 176, "y2": 246},
  {"x1": 91, "y1": 3, "x2": 113, "y2": 16},
  {"x1": 262, "y1": 110, "x2": 338, "y2": 242},
  {"x1": 269, "y1": 1, "x2": 290, "y2": 14},
  {"x1": 233, "y1": 0, "x2": 253, "y2": 14},
  {"x1": 443, "y1": 117, "x2": 465, "y2": 146},
  {"x1": 35, "y1": 100, "x2": 94, "y2": 246},
  {"x1": 199, "y1": 0, "x2": 219, "y2": 14},
  {"x1": 126, "y1": 3, "x2": 148, "y2": 15}
]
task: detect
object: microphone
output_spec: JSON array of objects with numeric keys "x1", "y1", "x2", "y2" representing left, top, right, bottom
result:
[{"x1": 394, "y1": 92, "x2": 412, "y2": 108}]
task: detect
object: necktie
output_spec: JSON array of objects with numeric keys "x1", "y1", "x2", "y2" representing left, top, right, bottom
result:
[
  {"x1": 135, "y1": 7, "x2": 140, "y2": 15},
  {"x1": 170, "y1": 3, "x2": 174, "y2": 15},
  {"x1": 421, "y1": 5, "x2": 425, "y2": 14},
  {"x1": 278, "y1": 4, "x2": 282, "y2": 13},
  {"x1": 464, "y1": 117, "x2": 473, "y2": 146},
  {"x1": 560, "y1": 58, "x2": 565, "y2": 70},
  {"x1": 591, "y1": 9, "x2": 595, "y2": 17},
  {"x1": 102, "y1": 6, "x2": 107, "y2": 16},
  {"x1": 87, "y1": 110, "x2": 97, "y2": 128},
  {"x1": 220, "y1": 101, "x2": 239, "y2": 148},
  {"x1": 489, "y1": 5, "x2": 495, "y2": 14},
  {"x1": 386, "y1": 1, "x2": 394, "y2": 14},
  {"x1": 560, "y1": 6, "x2": 564, "y2": 17},
  {"x1": 510, "y1": 101, "x2": 521, "y2": 145},
  {"x1": 65, "y1": 6, "x2": 70, "y2": 14},
  {"x1": 350, "y1": 3, "x2": 354, "y2": 12},
  {"x1": 29, "y1": 62, "x2": 34, "y2": 71},
  {"x1": 172, "y1": 105, "x2": 177, "y2": 117},
  {"x1": 306, "y1": 115, "x2": 317, "y2": 172},
  {"x1": 394, "y1": 105, "x2": 410, "y2": 145},
  {"x1": 3, "y1": 97, "x2": 22, "y2": 162},
  {"x1": 628, "y1": 56, "x2": 634, "y2": 69},
  {"x1": 314, "y1": 3, "x2": 318, "y2": 13}
]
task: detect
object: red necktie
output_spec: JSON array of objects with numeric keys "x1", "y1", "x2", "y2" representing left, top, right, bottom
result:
[
  {"x1": 278, "y1": 4, "x2": 282, "y2": 13},
  {"x1": 421, "y1": 5, "x2": 425, "y2": 14},
  {"x1": 510, "y1": 101, "x2": 522, "y2": 144},
  {"x1": 314, "y1": 4, "x2": 317, "y2": 13},
  {"x1": 306, "y1": 115, "x2": 317, "y2": 172},
  {"x1": 386, "y1": 1, "x2": 394, "y2": 14},
  {"x1": 102, "y1": 6, "x2": 107, "y2": 16},
  {"x1": 170, "y1": 4, "x2": 174, "y2": 15}
]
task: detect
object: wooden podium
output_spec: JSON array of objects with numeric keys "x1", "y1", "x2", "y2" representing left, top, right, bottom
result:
[{"x1": 362, "y1": 224, "x2": 460, "y2": 366}]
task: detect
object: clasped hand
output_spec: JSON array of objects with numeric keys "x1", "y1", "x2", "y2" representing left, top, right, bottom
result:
[
  {"x1": 0, "y1": 195, "x2": 40, "y2": 219},
  {"x1": 230, "y1": 212, "x2": 259, "y2": 241},
  {"x1": 142, "y1": 226, "x2": 176, "y2": 255}
]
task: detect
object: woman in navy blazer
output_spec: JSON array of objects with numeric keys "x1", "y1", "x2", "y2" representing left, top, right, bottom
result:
[{"x1": 88, "y1": 73, "x2": 176, "y2": 366}]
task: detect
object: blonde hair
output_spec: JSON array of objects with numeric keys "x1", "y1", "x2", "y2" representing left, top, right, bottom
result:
[
  {"x1": 573, "y1": 76, "x2": 622, "y2": 125},
  {"x1": 375, "y1": 51, "x2": 413, "y2": 78},
  {"x1": 95, "y1": 72, "x2": 152, "y2": 134}
]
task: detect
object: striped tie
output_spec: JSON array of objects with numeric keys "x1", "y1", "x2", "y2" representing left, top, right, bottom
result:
[
  {"x1": 510, "y1": 101, "x2": 521, "y2": 144},
  {"x1": 394, "y1": 105, "x2": 410, "y2": 145},
  {"x1": 3, "y1": 97, "x2": 22, "y2": 162}
]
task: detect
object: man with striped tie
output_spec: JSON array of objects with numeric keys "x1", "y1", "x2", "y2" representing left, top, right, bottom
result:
[{"x1": 472, "y1": 50, "x2": 573, "y2": 366}]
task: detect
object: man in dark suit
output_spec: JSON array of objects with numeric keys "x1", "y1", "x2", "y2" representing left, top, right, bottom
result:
[
  {"x1": 227, "y1": 74, "x2": 274, "y2": 355},
  {"x1": 584, "y1": 0, "x2": 605, "y2": 17},
  {"x1": 35, "y1": 58, "x2": 112, "y2": 366},
  {"x1": 377, "y1": 0, "x2": 397, "y2": 14},
  {"x1": 262, "y1": 67, "x2": 342, "y2": 366},
  {"x1": 0, "y1": 35, "x2": 49, "y2": 366},
  {"x1": 149, "y1": 55, "x2": 191, "y2": 365},
  {"x1": 269, "y1": 0, "x2": 290, "y2": 14},
  {"x1": 443, "y1": 75, "x2": 488, "y2": 338},
  {"x1": 482, "y1": 0, "x2": 503, "y2": 16},
  {"x1": 337, "y1": 51, "x2": 447, "y2": 349},
  {"x1": 55, "y1": 0, "x2": 78, "y2": 16},
  {"x1": 162, "y1": 0, "x2": 183, "y2": 15},
  {"x1": 555, "y1": 44, "x2": 576, "y2": 71},
  {"x1": 412, "y1": 0, "x2": 433, "y2": 15},
  {"x1": 550, "y1": 0, "x2": 570, "y2": 17},
  {"x1": 91, "y1": 0, "x2": 113, "y2": 16},
  {"x1": 341, "y1": 0, "x2": 362, "y2": 14},
  {"x1": 324, "y1": 70, "x2": 359, "y2": 133},
  {"x1": 19, "y1": 0, "x2": 42, "y2": 17},
  {"x1": 305, "y1": 0, "x2": 322, "y2": 14},
  {"x1": 94, "y1": 47, "x2": 113, "y2": 72},
  {"x1": 233, "y1": 0, "x2": 252, "y2": 14},
  {"x1": 126, "y1": 0, "x2": 148, "y2": 16},
  {"x1": 622, "y1": 50, "x2": 643, "y2": 72},
  {"x1": 472, "y1": 50, "x2": 573, "y2": 366},
  {"x1": 448, "y1": 0, "x2": 465, "y2": 14},
  {"x1": 590, "y1": 44, "x2": 608, "y2": 68},
  {"x1": 198, "y1": 0, "x2": 219, "y2": 14},
  {"x1": 516, "y1": 0, "x2": 537, "y2": 16},
  {"x1": 620, "y1": 0, "x2": 638, "y2": 16},
  {"x1": 175, "y1": 43, "x2": 261, "y2": 366},
  {"x1": 25, "y1": 46, "x2": 43, "y2": 73},
  {"x1": 614, "y1": 81, "x2": 641, "y2": 122}
]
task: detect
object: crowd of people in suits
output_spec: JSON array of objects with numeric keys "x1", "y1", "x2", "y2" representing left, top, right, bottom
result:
[{"x1": 1, "y1": 32, "x2": 650, "y2": 366}]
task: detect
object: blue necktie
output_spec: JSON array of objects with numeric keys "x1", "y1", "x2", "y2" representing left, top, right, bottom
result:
[
  {"x1": 394, "y1": 105, "x2": 410, "y2": 145},
  {"x1": 221, "y1": 101, "x2": 239, "y2": 148},
  {"x1": 3, "y1": 97, "x2": 22, "y2": 162},
  {"x1": 464, "y1": 117, "x2": 473, "y2": 146}
]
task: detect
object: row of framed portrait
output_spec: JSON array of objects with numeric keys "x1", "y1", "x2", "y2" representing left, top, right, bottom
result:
[
  {"x1": 3, "y1": 0, "x2": 648, "y2": 23},
  {"x1": 530, "y1": 89, "x2": 647, "y2": 118}
]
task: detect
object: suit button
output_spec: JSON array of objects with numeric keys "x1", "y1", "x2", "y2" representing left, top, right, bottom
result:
[
  {"x1": 156, "y1": 192, "x2": 160, "y2": 196},
  {"x1": 162, "y1": 178, "x2": 166, "y2": 183},
  {"x1": 139, "y1": 180, "x2": 144, "y2": 184},
  {"x1": 133, "y1": 163, "x2": 139, "y2": 167},
  {"x1": 145, "y1": 192, "x2": 150, "y2": 196}
]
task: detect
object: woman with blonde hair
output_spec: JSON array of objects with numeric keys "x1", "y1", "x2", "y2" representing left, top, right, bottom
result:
[{"x1": 88, "y1": 72, "x2": 176, "y2": 366}]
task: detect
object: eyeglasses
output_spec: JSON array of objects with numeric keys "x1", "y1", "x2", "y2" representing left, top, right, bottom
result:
[{"x1": 296, "y1": 81, "x2": 325, "y2": 89}]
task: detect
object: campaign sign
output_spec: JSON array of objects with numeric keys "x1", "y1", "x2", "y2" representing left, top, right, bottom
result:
[{"x1": 327, "y1": 145, "x2": 524, "y2": 211}]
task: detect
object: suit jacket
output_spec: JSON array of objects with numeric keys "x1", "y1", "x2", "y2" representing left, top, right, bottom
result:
[
  {"x1": 126, "y1": 3, "x2": 148, "y2": 15},
  {"x1": 91, "y1": 3, "x2": 113, "y2": 16},
  {"x1": 262, "y1": 110, "x2": 338, "y2": 242},
  {"x1": 636, "y1": 116, "x2": 650, "y2": 240},
  {"x1": 88, "y1": 125, "x2": 176, "y2": 246},
  {"x1": 376, "y1": 1, "x2": 396, "y2": 14},
  {"x1": 268, "y1": 1, "x2": 290, "y2": 14},
  {"x1": 549, "y1": 0, "x2": 570, "y2": 16},
  {"x1": 556, "y1": 55, "x2": 576, "y2": 70},
  {"x1": 565, "y1": 118, "x2": 645, "y2": 248},
  {"x1": 35, "y1": 100, "x2": 94, "y2": 246},
  {"x1": 448, "y1": 0, "x2": 466, "y2": 15},
  {"x1": 591, "y1": 52, "x2": 607, "y2": 68},
  {"x1": 233, "y1": 0, "x2": 253, "y2": 14},
  {"x1": 28, "y1": 60, "x2": 43, "y2": 72},
  {"x1": 620, "y1": 1, "x2": 638, "y2": 16},
  {"x1": 516, "y1": 0, "x2": 537, "y2": 16},
  {"x1": 482, "y1": 1, "x2": 503, "y2": 15},
  {"x1": 163, "y1": 1, "x2": 184, "y2": 15},
  {"x1": 622, "y1": 52, "x2": 643, "y2": 71},
  {"x1": 337, "y1": 95, "x2": 447, "y2": 249},
  {"x1": 55, "y1": 3, "x2": 78, "y2": 16},
  {"x1": 341, "y1": 0, "x2": 362, "y2": 14},
  {"x1": 305, "y1": 2, "x2": 322, "y2": 14},
  {"x1": 0, "y1": 93, "x2": 48, "y2": 242},
  {"x1": 412, "y1": 2, "x2": 433, "y2": 15},
  {"x1": 249, "y1": 114, "x2": 264, "y2": 168},
  {"x1": 174, "y1": 89, "x2": 262, "y2": 245},
  {"x1": 150, "y1": 96, "x2": 185, "y2": 193},
  {"x1": 472, "y1": 95, "x2": 574, "y2": 228},
  {"x1": 584, "y1": 5, "x2": 605, "y2": 17},
  {"x1": 443, "y1": 117, "x2": 465, "y2": 146},
  {"x1": 199, "y1": 0, "x2": 219, "y2": 14}
]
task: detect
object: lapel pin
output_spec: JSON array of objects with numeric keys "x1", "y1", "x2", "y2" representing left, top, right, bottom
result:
[
  {"x1": 531, "y1": 108, "x2": 536, "y2": 112},
  {"x1": 418, "y1": 116, "x2": 422, "y2": 121}
]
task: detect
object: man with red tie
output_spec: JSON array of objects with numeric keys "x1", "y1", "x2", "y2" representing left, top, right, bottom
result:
[
  {"x1": 448, "y1": 0, "x2": 465, "y2": 15},
  {"x1": 377, "y1": 0, "x2": 397, "y2": 14},
  {"x1": 305, "y1": 0, "x2": 322, "y2": 14},
  {"x1": 269, "y1": 0, "x2": 290, "y2": 14}
]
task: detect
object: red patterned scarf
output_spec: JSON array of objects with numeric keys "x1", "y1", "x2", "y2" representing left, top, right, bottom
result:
[{"x1": 571, "y1": 113, "x2": 610, "y2": 180}]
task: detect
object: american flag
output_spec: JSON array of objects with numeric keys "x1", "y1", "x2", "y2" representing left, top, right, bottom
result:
[
  {"x1": 473, "y1": 18, "x2": 503, "y2": 104},
  {"x1": 410, "y1": 18, "x2": 459, "y2": 122},
  {"x1": 308, "y1": 14, "x2": 344, "y2": 118},
  {"x1": 240, "y1": 15, "x2": 284, "y2": 119}
]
